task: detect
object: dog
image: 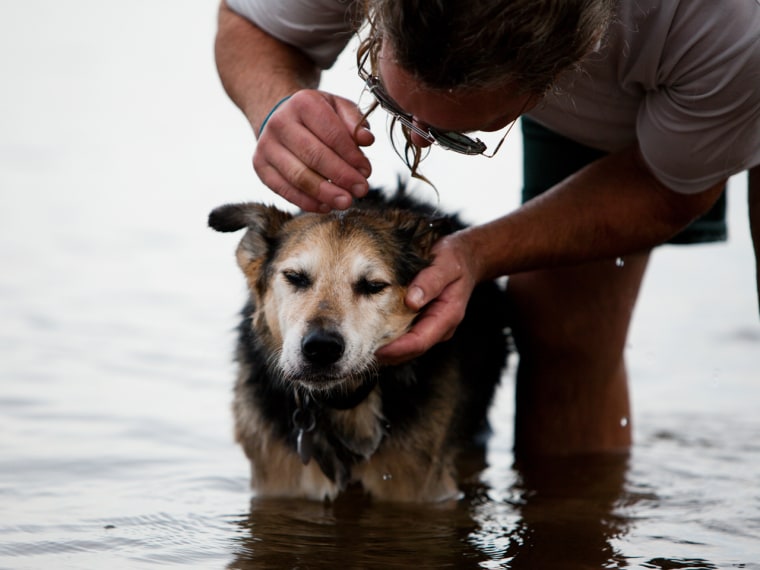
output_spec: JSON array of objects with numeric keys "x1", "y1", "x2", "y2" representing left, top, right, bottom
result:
[{"x1": 208, "y1": 184, "x2": 509, "y2": 502}]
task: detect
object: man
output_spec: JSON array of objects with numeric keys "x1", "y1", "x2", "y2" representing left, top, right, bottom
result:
[{"x1": 214, "y1": 0, "x2": 760, "y2": 455}]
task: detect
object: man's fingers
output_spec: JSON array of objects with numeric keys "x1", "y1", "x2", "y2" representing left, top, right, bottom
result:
[
  {"x1": 254, "y1": 137, "x2": 361, "y2": 210},
  {"x1": 334, "y1": 101, "x2": 375, "y2": 149},
  {"x1": 376, "y1": 297, "x2": 462, "y2": 364},
  {"x1": 375, "y1": 327, "x2": 431, "y2": 365},
  {"x1": 253, "y1": 165, "x2": 327, "y2": 213},
  {"x1": 287, "y1": 92, "x2": 372, "y2": 187},
  {"x1": 277, "y1": 119, "x2": 370, "y2": 199},
  {"x1": 406, "y1": 248, "x2": 460, "y2": 309},
  {"x1": 254, "y1": 91, "x2": 373, "y2": 206}
]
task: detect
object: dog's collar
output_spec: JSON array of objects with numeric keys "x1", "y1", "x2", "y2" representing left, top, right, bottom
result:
[{"x1": 291, "y1": 377, "x2": 380, "y2": 476}]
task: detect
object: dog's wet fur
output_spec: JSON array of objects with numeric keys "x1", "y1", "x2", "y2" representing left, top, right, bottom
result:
[{"x1": 209, "y1": 184, "x2": 509, "y2": 502}]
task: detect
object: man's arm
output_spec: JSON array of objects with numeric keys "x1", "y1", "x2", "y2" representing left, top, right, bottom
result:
[
  {"x1": 214, "y1": 1, "x2": 373, "y2": 211},
  {"x1": 377, "y1": 145, "x2": 725, "y2": 363},
  {"x1": 215, "y1": 1, "x2": 320, "y2": 136},
  {"x1": 463, "y1": 147, "x2": 725, "y2": 280}
]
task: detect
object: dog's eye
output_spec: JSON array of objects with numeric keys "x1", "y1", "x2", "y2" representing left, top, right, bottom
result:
[
  {"x1": 355, "y1": 278, "x2": 389, "y2": 296},
  {"x1": 283, "y1": 270, "x2": 311, "y2": 290}
]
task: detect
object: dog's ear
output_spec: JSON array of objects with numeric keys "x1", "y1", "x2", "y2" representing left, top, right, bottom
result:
[
  {"x1": 208, "y1": 203, "x2": 293, "y2": 261},
  {"x1": 209, "y1": 203, "x2": 291, "y2": 233},
  {"x1": 393, "y1": 213, "x2": 457, "y2": 258}
]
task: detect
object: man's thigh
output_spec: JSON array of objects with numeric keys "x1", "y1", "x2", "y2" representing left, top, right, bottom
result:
[{"x1": 507, "y1": 252, "x2": 650, "y2": 367}]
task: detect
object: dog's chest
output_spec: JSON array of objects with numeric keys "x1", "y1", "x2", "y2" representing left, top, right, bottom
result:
[
  {"x1": 328, "y1": 391, "x2": 388, "y2": 459},
  {"x1": 297, "y1": 390, "x2": 388, "y2": 486}
]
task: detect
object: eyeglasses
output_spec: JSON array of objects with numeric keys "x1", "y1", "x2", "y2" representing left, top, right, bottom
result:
[{"x1": 358, "y1": 65, "x2": 517, "y2": 157}]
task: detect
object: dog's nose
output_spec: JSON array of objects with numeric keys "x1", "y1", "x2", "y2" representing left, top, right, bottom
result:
[{"x1": 301, "y1": 329, "x2": 345, "y2": 366}]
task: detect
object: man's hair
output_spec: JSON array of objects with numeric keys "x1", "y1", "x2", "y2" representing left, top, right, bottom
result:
[
  {"x1": 357, "y1": 0, "x2": 615, "y2": 95},
  {"x1": 353, "y1": 0, "x2": 615, "y2": 186}
]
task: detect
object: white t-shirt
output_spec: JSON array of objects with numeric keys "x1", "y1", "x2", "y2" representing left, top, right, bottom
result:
[{"x1": 226, "y1": 0, "x2": 760, "y2": 194}]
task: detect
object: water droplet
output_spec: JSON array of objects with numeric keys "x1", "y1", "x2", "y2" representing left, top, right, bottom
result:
[
  {"x1": 620, "y1": 417, "x2": 629, "y2": 427},
  {"x1": 615, "y1": 257, "x2": 625, "y2": 267},
  {"x1": 382, "y1": 472, "x2": 392, "y2": 481}
]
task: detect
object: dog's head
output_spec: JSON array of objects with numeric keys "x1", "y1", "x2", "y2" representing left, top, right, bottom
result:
[{"x1": 209, "y1": 194, "x2": 456, "y2": 392}]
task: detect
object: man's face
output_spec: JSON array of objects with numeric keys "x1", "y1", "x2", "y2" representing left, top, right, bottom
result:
[{"x1": 376, "y1": 42, "x2": 541, "y2": 150}]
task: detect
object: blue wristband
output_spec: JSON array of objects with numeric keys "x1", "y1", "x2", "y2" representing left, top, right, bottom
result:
[{"x1": 258, "y1": 95, "x2": 293, "y2": 135}]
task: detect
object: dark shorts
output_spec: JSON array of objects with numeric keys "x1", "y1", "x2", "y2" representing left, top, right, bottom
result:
[{"x1": 521, "y1": 116, "x2": 727, "y2": 245}]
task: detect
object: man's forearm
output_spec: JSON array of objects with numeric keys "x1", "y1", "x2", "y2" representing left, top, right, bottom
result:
[
  {"x1": 460, "y1": 146, "x2": 725, "y2": 281},
  {"x1": 214, "y1": 1, "x2": 320, "y2": 135}
]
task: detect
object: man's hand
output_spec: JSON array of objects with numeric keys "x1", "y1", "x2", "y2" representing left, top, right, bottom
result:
[
  {"x1": 376, "y1": 233, "x2": 479, "y2": 364},
  {"x1": 253, "y1": 89, "x2": 375, "y2": 212}
]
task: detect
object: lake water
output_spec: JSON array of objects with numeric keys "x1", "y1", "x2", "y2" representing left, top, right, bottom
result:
[{"x1": 1, "y1": 2, "x2": 759, "y2": 569}]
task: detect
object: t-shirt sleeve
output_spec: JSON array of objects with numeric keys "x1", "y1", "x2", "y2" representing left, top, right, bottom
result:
[
  {"x1": 637, "y1": 2, "x2": 760, "y2": 194},
  {"x1": 226, "y1": 0, "x2": 358, "y2": 69}
]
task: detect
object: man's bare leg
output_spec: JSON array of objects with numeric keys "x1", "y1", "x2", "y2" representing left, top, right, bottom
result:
[{"x1": 508, "y1": 252, "x2": 650, "y2": 456}]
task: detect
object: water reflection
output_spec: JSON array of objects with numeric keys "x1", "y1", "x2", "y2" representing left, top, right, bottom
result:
[
  {"x1": 228, "y1": 454, "x2": 633, "y2": 569},
  {"x1": 495, "y1": 454, "x2": 631, "y2": 568},
  {"x1": 229, "y1": 493, "x2": 482, "y2": 569}
]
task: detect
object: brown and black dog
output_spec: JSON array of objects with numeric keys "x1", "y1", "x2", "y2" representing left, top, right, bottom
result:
[{"x1": 209, "y1": 184, "x2": 509, "y2": 502}]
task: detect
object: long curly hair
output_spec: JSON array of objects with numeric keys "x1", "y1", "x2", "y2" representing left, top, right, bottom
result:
[{"x1": 353, "y1": 0, "x2": 615, "y2": 180}]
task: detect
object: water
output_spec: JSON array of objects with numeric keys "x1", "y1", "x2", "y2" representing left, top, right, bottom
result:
[{"x1": 1, "y1": 2, "x2": 759, "y2": 568}]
